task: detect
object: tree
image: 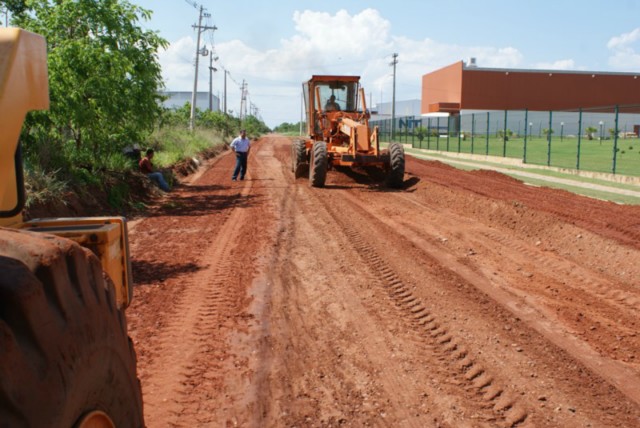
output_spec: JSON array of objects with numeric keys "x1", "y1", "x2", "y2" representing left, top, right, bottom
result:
[
  {"x1": 415, "y1": 126, "x2": 428, "y2": 142},
  {"x1": 1, "y1": 0, "x2": 28, "y2": 15},
  {"x1": 274, "y1": 122, "x2": 303, "y2": 134},
  {"x1": 14, "y1": 0, "x2": 167, "y2": 168},
  {"x1": 242, "y1": 115, "x2": 271, "y2": 137},
  {"x1": 199, "y1": 109, "x2": 237, "y2": 138},
  {"x1": 497, "y1": 128, "x2": 514, "y2": 142},
  {"x1": 585, "y1": 126, "x2": 597, "y2": 140}
]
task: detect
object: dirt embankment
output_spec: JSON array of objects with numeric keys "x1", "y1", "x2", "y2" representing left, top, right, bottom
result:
[{"x1": 126, "y1": 134, "x2": 640, "y2": 427}]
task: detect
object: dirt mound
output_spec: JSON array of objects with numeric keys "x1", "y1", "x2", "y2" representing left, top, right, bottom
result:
[{"x1": 24, "y1": 147, "x2": 228, "y2": 220}]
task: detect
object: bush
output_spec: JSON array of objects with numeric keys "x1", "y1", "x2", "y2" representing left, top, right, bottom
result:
[{"x1": 23, "y1": 166, "x2": 68, "y2": 208}]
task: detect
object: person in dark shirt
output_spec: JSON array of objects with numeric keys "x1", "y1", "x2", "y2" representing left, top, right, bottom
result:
[
  {"x1": 324, "y1": 94, "x2": 340, "y2": 111},
  {"x1": 139, "y1": 149, "x2": 169, "y2": 192}
]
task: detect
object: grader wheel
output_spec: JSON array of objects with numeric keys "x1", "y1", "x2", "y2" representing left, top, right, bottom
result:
[
  {"x1": 292, "y1": 139, "x2": 309, "y2": 178},
  {"x1": 309, "y1": 141, "x2": 328, "y2": 187},
  {"x1": 0, "y1": 228, "x2": 144, "y2": 428},
  {"x1": 386, "y1": 142, "x2": 405, "y2": 189}
]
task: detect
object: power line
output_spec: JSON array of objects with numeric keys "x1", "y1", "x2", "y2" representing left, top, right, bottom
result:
[
  {"x1": 183, "y1": 0, "x2": 199, "y2": 9},
  {"x1": 180, "y1": 1, "x2": 261, "y2": 122}
]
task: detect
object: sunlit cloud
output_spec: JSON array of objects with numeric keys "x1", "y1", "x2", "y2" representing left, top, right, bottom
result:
[
  {"x1": 157, "y1": 9, "x2": 526, "y2": 126},
  {"x1": 607, "y1": 28, "x2": 640, "y2": 70}
]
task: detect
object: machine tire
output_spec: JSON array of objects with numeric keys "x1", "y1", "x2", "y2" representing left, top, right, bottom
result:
[
  {"x1": 0, "y1": 228, "x2": 144, "y2": 428},
  {"x1": 291, "y1": 139, "x2": 307, "y2": 172},
  {"x1": 386, "y1": 142, "x2": 405, "y2": 189},
  {"x1": 309, "y1": 141, "x2": 328, "y2": 187}
]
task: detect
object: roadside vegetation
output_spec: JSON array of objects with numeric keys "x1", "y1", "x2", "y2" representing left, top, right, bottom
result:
[
  {"x1": 273, "y1": 121, "x2": 305, "y2": 136},
  {"x1": 6, "y1": 0, "x2": 270, "y2": 215}
]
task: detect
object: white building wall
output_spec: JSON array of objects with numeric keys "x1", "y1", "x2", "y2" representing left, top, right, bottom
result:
[{"x1": 160, "y1": 91, "x2": 220, "y2": 112}]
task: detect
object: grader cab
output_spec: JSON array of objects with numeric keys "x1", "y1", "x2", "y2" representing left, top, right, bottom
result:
[
  {"x1": 0, "y1": 28, "x2": 143, "y2": 427},
  {"x1": 292, "y1": 75, "x2": 405, "y2": 188}
]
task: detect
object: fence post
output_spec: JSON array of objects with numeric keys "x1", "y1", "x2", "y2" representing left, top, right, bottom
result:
[
  {"x1": 411, "y1": 119, "x2": 415, "y2": 147},
  {"x1": 613, "y1": 105, "x2": 619, "y2": 174},
  {"x1": 446, "y1": 116, "x2": 451, "y2": 151},
  {"x1": 436, "y1": 117, "x2": 440, "y2": 150},
  {"x1": 427, "y1": 118, "x2": 431, "y2": 149},
  {"x1": 457, "y1": 114, "x2": 462, "y2": 152},
  {"x1": 576, "y1": 108, "x2": 582, "y2": 170},
  {"x1": 523, "y1": 109, "x2": 528, "y2": 163},
  {"x1": 486, "y1": 111, "x2": 490, "y2": 155},
  {"x1": 547, "y1": 110, "x2": 553, "y2": 166},
  {"x1": 471, "y1": 113, "x2": 475, "y2": 154},
  {"x1": 503, "y1": 110, "x2": 508, "y2": 157}
]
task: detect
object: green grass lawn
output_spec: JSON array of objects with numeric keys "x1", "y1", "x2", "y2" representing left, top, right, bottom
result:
[{"x1": 408, "y1": 135, "x2": 640, "y2": 177}]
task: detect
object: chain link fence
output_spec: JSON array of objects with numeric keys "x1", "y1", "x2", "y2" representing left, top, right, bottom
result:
[{"x1": 372, "y1": 105, "x2": 640, "y2": 176}]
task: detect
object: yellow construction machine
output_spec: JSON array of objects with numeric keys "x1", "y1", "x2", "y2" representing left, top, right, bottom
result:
[
  {"x1": 292, "y1": 75, "x2": 405, "y2": 188},
  {"x1": 0, "y1": 29, "x2": 143, "y2": 427}
]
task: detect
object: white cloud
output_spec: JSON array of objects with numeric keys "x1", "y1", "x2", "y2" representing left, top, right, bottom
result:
[
  {"x1": 608, "y1": 52, "x2": 640, "y2": 69},
  {"x1": 157, "y1": 9, "x2": 525, "y2": 127},
  {"x1": 607, "y1": 28, "x2": 640, "y2": 70},
  {"x1": 607, "y1": 28, "x2": 640, "y2": 50},
  {"x1": 158, "y1": 36, "x2": 197, "y2": 90},
  {"x1": 533, "y1": 59, "x2": 576, "y2": 70}
]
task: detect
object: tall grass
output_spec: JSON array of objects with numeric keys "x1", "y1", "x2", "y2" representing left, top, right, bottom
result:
[{"x1": 145, "y1": 126, "x2": 227, "y2": 167}]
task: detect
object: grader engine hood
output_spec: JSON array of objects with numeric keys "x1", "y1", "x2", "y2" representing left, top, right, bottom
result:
[
  {"x1": 0, "y1": 28, "x2": 49, "y2": 224},
  {"x1": 339, "y1": 118, "x2": 371, "y2": 152}
]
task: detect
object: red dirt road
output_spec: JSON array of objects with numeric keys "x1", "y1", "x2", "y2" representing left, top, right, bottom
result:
[{"x1": 126, "y1": 134, "x2": 640, "y2": 427}]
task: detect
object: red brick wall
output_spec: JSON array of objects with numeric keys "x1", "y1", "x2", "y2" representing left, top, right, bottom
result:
[{"x1": 421, "y1": 62, "x2": 640, "y2": 114}]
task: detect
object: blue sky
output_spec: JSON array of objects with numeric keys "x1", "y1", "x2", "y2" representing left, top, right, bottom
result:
[{"x1": 132, "y1": 0, "x2": 640, "y2": 127}]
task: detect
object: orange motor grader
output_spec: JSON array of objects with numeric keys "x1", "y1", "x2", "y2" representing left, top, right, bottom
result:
[
  {"x1": 0, "y1": 29, "x2": 143, "y2": 427},
  {"x1": 292, "y1": 75, "x2": 405, "y2": 188}
]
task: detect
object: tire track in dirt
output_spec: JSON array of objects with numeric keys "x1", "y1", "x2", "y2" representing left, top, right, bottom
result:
[
  {"x1": 379, "y1": 191, "x2": 640, "y2": 362},
  {"x1": 384, "y1": 191, "x2": 640, "y2": 372},
  {"x1": 141, "y1": 196, "x2": 250, "y2": 425},
  {"x1": 233, "y1": 149, "x2": 463, "y2": 426},
  {"x1": 134, "y1": 156, "x2": 260, "y2": 426},
  {"x1": 334, "y1": 183, "x2": 640, "y2": 411},
  {"x1": 265, "y1": 184, "x2": 426, "y2": 426},
  {"x1": 316, "y1": 191, "x2": 530, "y2": 427}
]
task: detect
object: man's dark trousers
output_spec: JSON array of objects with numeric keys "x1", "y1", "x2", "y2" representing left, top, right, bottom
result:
[{"x1": 232, "y1": 151, "x2": 248, "y2": 180}]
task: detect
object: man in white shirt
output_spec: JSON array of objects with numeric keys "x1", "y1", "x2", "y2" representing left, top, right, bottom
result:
[{"x1": 230, "y1": 129, "x2": 251, "y2": 181}]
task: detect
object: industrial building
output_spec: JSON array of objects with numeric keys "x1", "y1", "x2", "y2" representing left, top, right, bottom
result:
[
  {"x1": 421, "y1": 60, "x2": 640, "y2": 116},
  {"x1": 160, "y1": 91, "x2": 220, "y2": 112}
]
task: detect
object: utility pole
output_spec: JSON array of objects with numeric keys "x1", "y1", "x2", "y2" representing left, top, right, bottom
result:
[
  {"x1": 189, "y1": 5, "x2": 216, "y2": 131},
  {"x1": 390, "y1": 53, "x2": 398, "y2": 141},
  {"x1": 239, "y1": 79, "x2": 247, "y2": 122},
  {"x1": 300, "y1": 88, "x2": 304, "y2": 136},
  {"x1": 208, "y1": 47, "x2": 218, "y2": 111},
  {"x1": 224, "y1": 69, "x2": 228, "y2": 114}
]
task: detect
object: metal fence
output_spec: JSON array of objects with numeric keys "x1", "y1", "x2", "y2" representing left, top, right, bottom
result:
[{"x1": 371, "y1": 105, "x2": 640, "y2": 176}]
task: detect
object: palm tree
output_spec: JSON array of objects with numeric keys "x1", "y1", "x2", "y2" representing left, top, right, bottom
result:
[{"x1": 585, "y1": 126, "x2": 597, "y2": 140}]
